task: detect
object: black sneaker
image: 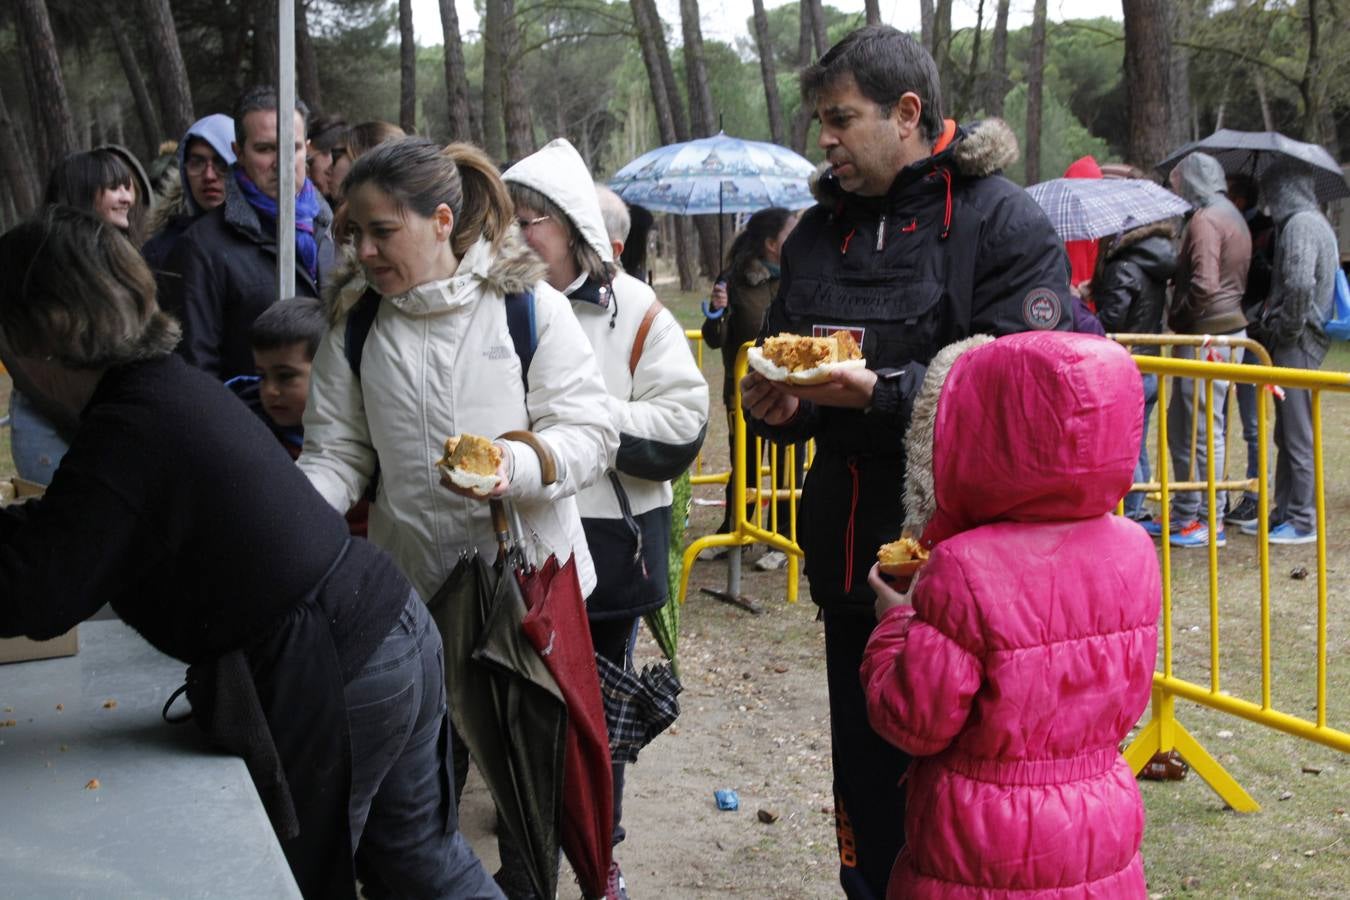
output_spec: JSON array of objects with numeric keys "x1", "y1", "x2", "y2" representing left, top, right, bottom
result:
[{"x1": 1224, "y1": 497, "x2": 1259, "y2": 528}]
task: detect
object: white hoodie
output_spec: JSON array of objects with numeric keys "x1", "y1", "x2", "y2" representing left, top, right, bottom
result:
[
  {"x1": 503, "y1": 139, "x2": 708, "y2": 519},
  {"x1": 298, "y1": 233, "x2": 617, "y2": 599}
]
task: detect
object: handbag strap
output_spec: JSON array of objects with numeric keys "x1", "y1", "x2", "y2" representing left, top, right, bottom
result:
[{"x1": 629, "y1": 300, "x2": 665, "y2": 376}]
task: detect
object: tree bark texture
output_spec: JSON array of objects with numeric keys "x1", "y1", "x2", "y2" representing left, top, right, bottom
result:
[
  {"x1": 251, "y1": 0, "x2": 279, "y2": 97},
  {"x1": 104, "y1": 0, "x2": 162, "y2": 152},
  {"x1": 933, "y1": 0, "x2": 954, "y2": 108},
  {"x1": 1167, "y1": 0, "x2": 1193, "y2": 148},
  {"x1": 956, "y1": 0, "x2": 985, "y2": 119},
  {"x1": 296, "y1": 0, "x2": 323, "y2": 113},
  {"x1": 399, "y1": 0, "x2": 417, "y2": 132},
  {"x1": 140, "y1": 0, "x2": 195, "y2": 137},
  {"x1": 16, "y1": 0, "x2": 77, "y2": 162},
  {"x1": 678, "y1": 0, "x2": 723, "y2": 276},
  {"x1": 790, "y1": 0, "x2": 816, "y2": 153},
  {"x1": 751, "y1": 0, "x2": 787, "y2": 145},
  {"x1": 864, "y1": 0, "x2": 881, "y2": 25},
  {"x1": 1122, "y1": 0, "x2": 1172, "y2": 171},
  {"x1": 920, "y1": 0, "x2": 934, "y2": 52},
  {"x1": 0, "y1": 86, "x2": 39, "y2": 216},
  {"x1": 1025, "y1": 0, "x2": 1047, "y2": 184},
  {"x1": 438, "y1": 0, "x2": 474, "y2": 142},
  {"x1": 482, "y1": 0, "x2": 507, "y2": 161},
  {"x1": 806, "y1": 0, "x2": 828, "y2": 55},
  {"x1": 987, "y1": 0, "x2": 1010, "y2": 117},
  {"x1": 1298, "y1": 0, "x2": 1324, "y2": 143},
  {"x1": 500, "y1": 0, "x2": 535, "y2": 161}
]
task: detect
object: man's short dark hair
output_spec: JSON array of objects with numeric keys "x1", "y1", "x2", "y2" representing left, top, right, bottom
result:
[
  {"x1": 250, "y1": 296, "x2": 326, "y2": 359},
  {"x1": 801, "y1": 25, "x2": 944, "y2": 145},
  {"x1": 233, "y1": 85, "x2": 311, "y2": 147}
]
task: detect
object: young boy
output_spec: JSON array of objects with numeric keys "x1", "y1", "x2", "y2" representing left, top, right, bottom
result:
[{"x1": 226, "y1": 297, "x2": 368, "y2": 535}]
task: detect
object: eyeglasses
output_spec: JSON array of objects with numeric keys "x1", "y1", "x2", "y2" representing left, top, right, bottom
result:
[
  {"x1": 185, "y1": 156, "x2": 230, "y2": 177},
  {"x1": 516, "y1": 214, "x2": 551, "y2": 231}
]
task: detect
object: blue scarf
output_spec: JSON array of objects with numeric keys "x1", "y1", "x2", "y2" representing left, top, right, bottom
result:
[{"x1": 234, "y1": 169, "x2": 321, "y2": 281}]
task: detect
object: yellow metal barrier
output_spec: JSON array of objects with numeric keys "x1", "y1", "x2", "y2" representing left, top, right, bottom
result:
[
  {"x1": 1118, "y1": 348, "x2": 1350, "y2": 812},
  {"x1": 685, "y1": 329, "x2": 729, "y2": 488},
  {"x1": 679, "y1": 343, "x2": 807, "y2": 605}
]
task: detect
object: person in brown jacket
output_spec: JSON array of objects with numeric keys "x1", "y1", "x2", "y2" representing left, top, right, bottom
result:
[
  {"x1": 701, "y1": 207, "x2": 800, "y2": 568},
  {"x1": 1147, "y1": 152, "x2": 1251, "y2": 549}
]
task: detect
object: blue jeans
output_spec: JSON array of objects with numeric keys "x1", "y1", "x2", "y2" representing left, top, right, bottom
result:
[
  {"x1": 9, "y1": 390, "x2": 69, "y2": 485},
  {"x1": 1234, "y1": 352, "x2": 1263, "y2": 501},
  {"x1": 346, "y1": 594, "x2": 503, "y2": 899},
  {"x1": 1166, "y1": 339, "x2": 1243, "y2": 523},
  {"x1": 1123, "y1": 372, "x2": 1159, "y2": 519}
]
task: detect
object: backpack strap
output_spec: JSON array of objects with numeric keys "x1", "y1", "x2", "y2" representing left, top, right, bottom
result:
[
  {"x1": 629, "y1": 299, "x2": 664, "y2": 376},
  {"x1": 343, "y1": 287, "x2": 382, "y2": 377},
  {"x1": 505, "y1": 290, "x2": 538, "y2": 390}
]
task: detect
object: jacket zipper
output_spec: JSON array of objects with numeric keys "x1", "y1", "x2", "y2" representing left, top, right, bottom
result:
[
  {"x1": 843, "y1": 459, "x2": 861, "y2": 593},
  {"x1": 875, "y1": 213, "x2": 887, "y2": 252}
]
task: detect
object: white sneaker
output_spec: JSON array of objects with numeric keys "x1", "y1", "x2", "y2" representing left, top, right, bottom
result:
[{"x1": 755, "y1": 550, "x2": 789, "y2": 571}]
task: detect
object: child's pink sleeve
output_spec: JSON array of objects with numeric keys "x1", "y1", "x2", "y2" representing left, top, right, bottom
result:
[{"x1": 860, "y1": 555, "x2": 984, "y2": 757}]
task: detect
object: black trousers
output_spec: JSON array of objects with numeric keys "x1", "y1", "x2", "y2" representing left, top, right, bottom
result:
[{"x1": 822, "y1": 609, "x2": 911, "y2": 900}]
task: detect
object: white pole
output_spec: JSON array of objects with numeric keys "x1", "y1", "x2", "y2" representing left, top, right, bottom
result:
[{"x1": 276, "y1": 0, "x2": 297, "y2": 301}]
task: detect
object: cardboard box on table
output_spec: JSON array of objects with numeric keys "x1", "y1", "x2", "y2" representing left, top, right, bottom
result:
[{"x1": 0, "y1": 478, "x2": 79, "y2": 664}]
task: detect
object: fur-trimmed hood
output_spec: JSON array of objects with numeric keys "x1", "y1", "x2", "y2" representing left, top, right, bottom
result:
[
  {"x1": 903, "y1": 332, "x2": 1142, "y2": 546},
  {"x1": 146, "y1": 179, "x2": 191, "y2": 235},
  {"x1": 810, "y1": 117, "x2": 1020, "y2": 205},
  {"x1": 324, "y1": 227, "x2": 547, "y2": 323}
]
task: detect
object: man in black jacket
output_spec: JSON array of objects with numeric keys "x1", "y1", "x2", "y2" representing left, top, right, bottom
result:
[
  {"x1": 162, "y1": 86, "x2": 335, "y2": 380},
  {"x1": 740, "y1": 25, "x2": 1072, "y2": 900}
]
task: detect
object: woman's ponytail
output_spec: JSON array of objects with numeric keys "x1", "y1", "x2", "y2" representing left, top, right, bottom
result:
[{"x1": 443, "y1": 143, "x2": 514, "y2": 258}]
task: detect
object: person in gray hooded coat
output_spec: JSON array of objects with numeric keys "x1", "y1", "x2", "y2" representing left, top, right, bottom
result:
[
  {"x1": 1148, "y1": 152, "x2": 1250, "y2": 549},
  {"x1": 1244, "y1": 160, "x2": 1340, "y2": 543}
]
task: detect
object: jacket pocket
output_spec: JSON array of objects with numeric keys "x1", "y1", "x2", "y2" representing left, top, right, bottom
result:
[{"x1": 784, "y1": 275, "x2": 945, "y2": 367}]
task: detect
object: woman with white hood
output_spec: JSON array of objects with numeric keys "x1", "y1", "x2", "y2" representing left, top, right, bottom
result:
[{"x1": 504, "y1": 139, "x2": 709, "y2": 900}]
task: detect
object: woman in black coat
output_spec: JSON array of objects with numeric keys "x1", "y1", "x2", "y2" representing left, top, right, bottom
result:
[{"x1": 0, "y1": 208, "x2": 501, "y2": 900}]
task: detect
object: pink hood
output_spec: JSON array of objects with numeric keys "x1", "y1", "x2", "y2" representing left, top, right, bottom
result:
[{"x1": 904, "y1": 332, "x2": 1142, "y2": 548}]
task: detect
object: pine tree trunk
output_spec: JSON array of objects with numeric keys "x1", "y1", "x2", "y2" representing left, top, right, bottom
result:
[
  {"x1": 1122, "y1": 0, "x2": 1172, "y2": 171},
  {"x1": 934, "y1": 0, "x2": 954, "y2": 104},
  {"x1": 398, "y1": 0, "x2": 417, "y2": 132},
  {"x1": 1025, "y1": 0, "x2": 1047, "y2": 184},
  {"x1": 297, "y1": 0, "x2": 323, "y2": 112},
  {"x1": 790, "y1": 0, "x2": 816, "y2": 153},
  {"x1": 104, "y1": 0, "x2": 162, "y2": 153},
  {"x1": 15, "y1": 0, "x2": 77, "y2": 162},
  {"x1": 629, "y1": 0, "x2": 696, "y2": 289},
  {"x1": 806, "y1": 0, "x2": 828, "y2": 55},
  {"x1": 987, "y1": 0, "x2": 1010, "y2": 117},
  {"x1": 920, "y1": 0, "x2": 935, "y2": 52},
  {"x1": 438, "y1": 0, "x2": 474, "y2": 142},
  {"x1": 1167, "y1": 0, "x2": 1193, "y2": 147},
  {"x1": 679, "y1": 0, "x2": 722, "y2": 276},
  {"x1": 1298, "y1": 0, "x2": 1324, "y2": 143},
  {"x1": 751, "y1": 0, "x2": 787, "y2": 145},
  {"x1": 140, "y1": 0, "x2": 195, "y2": 137},
  {"x1": 501, "y1": 0, "x2": 534, "y2": 161},
  {"x1": 864, "y1": 0, "x2": 881, "y2": 25},
  {"x1": 482, "y1": 0, "x2": 507, "y2": 161},
  {"x1": 956, "y1": 0, "x2": 985, "y2": 119},
  {"x1": 16, "y1": 50, "x2": 49, "y2": 174},
  {"x1": 251, "y1": 0, "x2": 279, "y2": 94},
  {"x1": 0, "y1": 86, "x2": 38, "y2": 216},
  {"x1": 1253, "y1": 70, "x2": 1274, "y2": 132}
]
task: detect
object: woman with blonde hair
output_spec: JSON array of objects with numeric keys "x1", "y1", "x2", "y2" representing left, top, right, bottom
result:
[
  {"x1": 298, "y1": 137, "x2": 617, "y2": 894},
  {"x1": 327, "y1": 120, "x2": 406, "y2": 204}
]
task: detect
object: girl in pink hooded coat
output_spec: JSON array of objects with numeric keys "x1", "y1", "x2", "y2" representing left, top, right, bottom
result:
[{"x1": 862, "y1": 331, "x2": 1159, "y2": 899}]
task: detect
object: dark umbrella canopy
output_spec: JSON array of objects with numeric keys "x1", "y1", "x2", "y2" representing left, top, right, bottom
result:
[
  {"x1": 594, "y1": 655, "x2": 682, "y2": 764},
  {"x1": 1156, "y1": 129, "x2": 1350, "y2": 203},
  {"x1": 430, "y1": 552, "x2": 566, "y2": 900}
]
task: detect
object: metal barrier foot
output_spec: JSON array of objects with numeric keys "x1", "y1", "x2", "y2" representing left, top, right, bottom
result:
[{"x1": 1124, "y1": 695, "x2": 1261, "y2": 812}]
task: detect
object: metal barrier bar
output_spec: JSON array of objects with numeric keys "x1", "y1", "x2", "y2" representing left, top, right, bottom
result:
[
  {"x1": 685, "y1": 328, "x2": 730, "y2": 487},
  {"x1": 1120, "y1": 342, "x2": 1350, "y2": 813}
]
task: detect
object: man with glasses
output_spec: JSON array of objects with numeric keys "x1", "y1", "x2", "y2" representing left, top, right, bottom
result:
[{"x1": 142, "y1": 114, "x2": 237, "y2": 282}]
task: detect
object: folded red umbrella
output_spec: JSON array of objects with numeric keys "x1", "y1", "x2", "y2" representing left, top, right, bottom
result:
[{"x1": 519, "y1": 554, "x2": 614, "y2": 899}]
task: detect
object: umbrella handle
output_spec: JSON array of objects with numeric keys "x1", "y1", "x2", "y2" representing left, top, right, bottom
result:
[
  {"x1": 490, "y1": 499, "x2": 511, "y2": 558},
  {"x1": 701, "y1": 300, "x2": 724, "y2": 320},
  {"x1": 498, "y1": 429, "x2": 558, "y2": 486}
]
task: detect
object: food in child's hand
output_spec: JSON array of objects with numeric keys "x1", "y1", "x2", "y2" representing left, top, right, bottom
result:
[
  {"x1": 747, "y1": 330, "x2": 867, "y2": 384},
  {"x1": 437, "y1": 433, "x2": 503, "y2": 495},
  {"x1": 877, "y1": 536, "x2": 929, "y2": 577}
]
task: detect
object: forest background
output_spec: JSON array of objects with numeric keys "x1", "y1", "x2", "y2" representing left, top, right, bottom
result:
[{"x1": 3, "y1": 0, "x2": 1349, "y2": 286}]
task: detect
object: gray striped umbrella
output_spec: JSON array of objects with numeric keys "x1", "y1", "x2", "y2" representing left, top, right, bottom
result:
[{"x1": 1026, "y1": 177, "x2": 1192, "y2": 241}]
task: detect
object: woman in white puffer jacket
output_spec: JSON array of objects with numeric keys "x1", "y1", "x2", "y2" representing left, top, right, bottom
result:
[{"x1": 298, "y1": 137, "x2": 616, "y2": 604}]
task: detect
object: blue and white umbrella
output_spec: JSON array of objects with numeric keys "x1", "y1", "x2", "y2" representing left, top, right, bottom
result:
[
  {"x1": 608, "y1": 132, "x2": 818, "y2": 215},
  {"x1": 1026, "y1": 177, "x2": 1192, "y2": 242}
]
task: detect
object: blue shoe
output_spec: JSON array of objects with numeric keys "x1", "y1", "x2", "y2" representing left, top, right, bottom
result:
[
  {"x1": 1169, "y1": 520, "x2": 1225, "y2": 548},
  {"x1": 1241, "y1": 517, "x2": 1281, "y2": 536},
  {"x1": 1267, "y1": 522, "x2": 1317, "y2": 545},
  {"x1": 1139, "y1": 518, "x2": 1165, "y2": 538}
]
